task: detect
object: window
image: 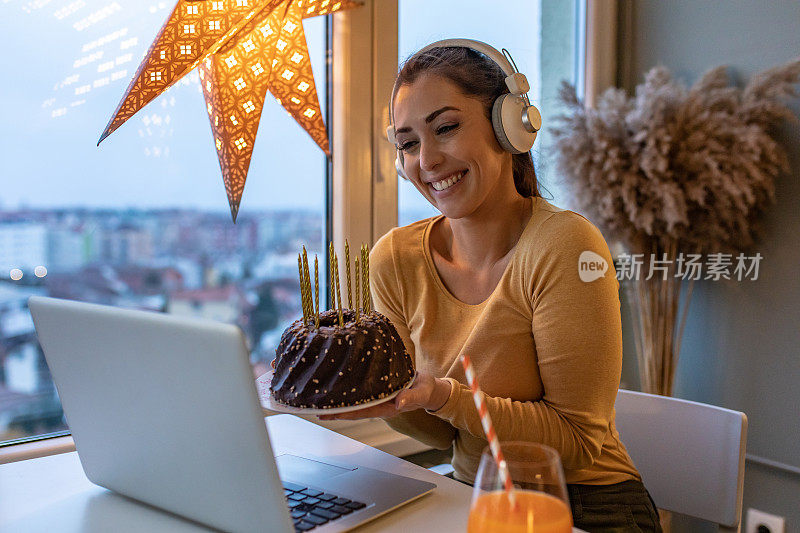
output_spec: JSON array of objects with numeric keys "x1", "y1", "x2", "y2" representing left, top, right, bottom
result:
[
  {"x1": 396, "y1": 0, "x2": 578, "y2": 226},
  {"x1": 0, "y1": 2, "x2": 329, "y2": 445},
  {"x1": 1, "y1": 0, "x2": 584, "y2": 451}
]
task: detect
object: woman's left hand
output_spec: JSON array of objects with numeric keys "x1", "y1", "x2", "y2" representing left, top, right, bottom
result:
[{"x1": 317, "y1": 372, "x2": 450, "y2": 421}]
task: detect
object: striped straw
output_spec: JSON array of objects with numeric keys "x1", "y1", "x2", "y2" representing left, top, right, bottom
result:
[{"x1": 460, "y1": 354, "x2": 516, "y2": 505}]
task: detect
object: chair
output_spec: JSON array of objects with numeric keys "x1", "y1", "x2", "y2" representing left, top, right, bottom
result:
[{"x1": 614, "y1": 389, "x2": 748, "y2": 532}]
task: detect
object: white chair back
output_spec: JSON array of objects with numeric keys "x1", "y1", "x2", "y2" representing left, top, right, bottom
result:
[{"x1": 615, "y1": 389, "x2": 747, "y2": 532}]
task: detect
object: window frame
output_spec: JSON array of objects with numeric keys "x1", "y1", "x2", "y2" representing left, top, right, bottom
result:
[
  {"x1": 581, "y1": 0, "x2": 618, "y2": 107},
  {"x1": 330, "y1": 0, "x2": 398, "y2": 256}
]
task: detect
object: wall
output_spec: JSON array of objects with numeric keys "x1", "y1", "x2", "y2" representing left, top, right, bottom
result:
[{"x1": 618, "y1": 1, "x2": 800, "y2": 531}]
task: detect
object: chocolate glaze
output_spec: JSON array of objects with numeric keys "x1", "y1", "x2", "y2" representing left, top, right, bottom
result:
[{"x1": 270, "y1": 309, "x2": 415, "y2": 408}]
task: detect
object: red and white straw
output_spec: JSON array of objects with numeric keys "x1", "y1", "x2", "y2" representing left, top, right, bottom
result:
[{"x1": 460, "y1": 354, "x2": 516, "y2": 503}]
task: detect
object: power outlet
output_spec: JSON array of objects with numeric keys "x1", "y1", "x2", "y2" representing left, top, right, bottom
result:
[{"x1": 746, "y1": 508, "x2": 785, "y2": 533}]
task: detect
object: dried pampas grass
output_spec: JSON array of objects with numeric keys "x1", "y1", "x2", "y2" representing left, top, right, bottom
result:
[{"x1": 553, "y1": 59, "x2": 800, "y2": 394}]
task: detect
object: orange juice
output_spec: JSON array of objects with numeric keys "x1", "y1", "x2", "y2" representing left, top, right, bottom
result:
[{"x1": 467, "y1": 490, "x2": 572, "y2": 533}]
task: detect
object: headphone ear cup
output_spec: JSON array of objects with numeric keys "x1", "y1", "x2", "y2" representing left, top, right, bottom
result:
[
  {"x1": 395, "y1": 152, "x2": 409, "y2": 180},
  {"x1": 491, "y1": 94, "x2": 536, "y2": 154}
]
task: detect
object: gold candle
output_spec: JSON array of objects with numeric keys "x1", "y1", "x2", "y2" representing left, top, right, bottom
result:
[
  {"x1": 361, "y1": 245, "x2": 368, "y2": 314},
  {"x1": 364, "y1": 244, "x2": 371, "y2": 312},
  {"x1": 354, "y1": 257, "x2": 361, "y2": 322},
  {"x1": 314, "y1": 255, "x2": 319, "y2": 329},
  {"x1": 302, "y1": 246, "x2": 311, "y2": 323},
  {"x1": 297, "y1": 253, "x2": 307, "y2": 325},
  {"x1": 304, "y1": 252, "x2": 312, "y2": 324},
  {"x1": 345, "y1": 239, "x2": 352, "y2": 309},
  {"x1": 334, "y1": 252, "x2": 343, "y2": 327},
  {"x1": 328, "y1": 242, "x2": 336, "y2": 310}
]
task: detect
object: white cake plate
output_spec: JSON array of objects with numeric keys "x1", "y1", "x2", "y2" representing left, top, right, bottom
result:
[{"x1": 256, "y1": 370, "x2": 417, "y2": 416}]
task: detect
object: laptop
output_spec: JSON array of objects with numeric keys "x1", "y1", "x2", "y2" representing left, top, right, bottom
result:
[{"x1": 28, "y1": 296, "x2": 436, "y2": 532}]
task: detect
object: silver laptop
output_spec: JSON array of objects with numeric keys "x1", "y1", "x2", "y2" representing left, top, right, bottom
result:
[{"x1": 29, "y1": 296, "x2": 436, "y2": 533}]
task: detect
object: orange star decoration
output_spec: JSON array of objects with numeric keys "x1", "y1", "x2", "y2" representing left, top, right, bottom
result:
[{"x1": 98, "y1": 0, "x2": 361, "y2": 222}]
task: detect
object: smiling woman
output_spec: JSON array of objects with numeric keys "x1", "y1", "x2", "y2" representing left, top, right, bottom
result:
[
  {"x1": 392, "y1": 65, "x2": 536, "y2": 219},
  {"x1": 321, "y1": 40, "x2": 663, "y2": 532}
]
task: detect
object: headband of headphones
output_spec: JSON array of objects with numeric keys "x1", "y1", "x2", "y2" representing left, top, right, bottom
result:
[{"x1": 385, "y1": 38, "x2": 542, "y2": 149}]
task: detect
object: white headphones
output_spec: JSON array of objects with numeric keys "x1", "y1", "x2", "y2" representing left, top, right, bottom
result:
[{"x1": 385, "y1": 38, "x2": 542, "y2": 180}]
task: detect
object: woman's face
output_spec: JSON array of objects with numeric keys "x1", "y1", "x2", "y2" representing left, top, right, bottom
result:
[{"x1": 393, "y1": 73, "x2": 513, "y2": 220}]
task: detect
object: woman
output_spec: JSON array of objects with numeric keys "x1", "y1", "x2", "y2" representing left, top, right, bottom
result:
[{"x1": 319, "y1": 41, "x2": 661, "y2": 532}]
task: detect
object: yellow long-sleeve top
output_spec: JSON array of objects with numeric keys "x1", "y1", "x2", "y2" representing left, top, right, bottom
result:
[{"x1": 369, "y1": 196, "x2": 640, "y2": 485}]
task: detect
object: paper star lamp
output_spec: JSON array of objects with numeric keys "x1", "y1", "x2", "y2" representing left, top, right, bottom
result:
[{"x1": 98, "y1": 0, "x2": 361, "y2": 222}]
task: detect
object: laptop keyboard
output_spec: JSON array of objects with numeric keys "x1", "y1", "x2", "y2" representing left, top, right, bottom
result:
[{"x1": 283, "y1": 481, "x2": 367, "y2": 531}]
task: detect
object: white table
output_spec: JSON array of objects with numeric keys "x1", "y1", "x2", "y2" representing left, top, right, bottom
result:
[{"x1": 0, "y1": 415, "x2": 583, "y2": 532}]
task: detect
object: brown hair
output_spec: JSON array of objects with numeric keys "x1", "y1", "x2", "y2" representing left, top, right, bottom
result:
[{"x1": 394, "y1": 46, "x2": 540, "y2": 198}]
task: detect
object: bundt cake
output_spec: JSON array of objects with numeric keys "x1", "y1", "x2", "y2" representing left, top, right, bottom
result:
[
  {"x1": 270, "y1": 309, "x2": 414, "y2": 408},
  {"x1": 268, "y1": 242, "x2": 415, "y2": 409}
]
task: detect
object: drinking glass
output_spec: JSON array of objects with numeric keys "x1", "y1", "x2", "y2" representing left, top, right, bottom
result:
[{"x1": 467, "y1": 442, "x2": 572, "y2": 533}]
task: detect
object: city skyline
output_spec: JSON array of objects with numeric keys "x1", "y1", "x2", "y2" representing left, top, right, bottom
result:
[{"x1": 0, "y1": 205, "x2": 327, "y2": 442}]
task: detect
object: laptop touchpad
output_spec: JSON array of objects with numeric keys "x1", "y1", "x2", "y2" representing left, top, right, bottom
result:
[{"x1": 275, "y1": 454, "x2": 355, "y2": 483}]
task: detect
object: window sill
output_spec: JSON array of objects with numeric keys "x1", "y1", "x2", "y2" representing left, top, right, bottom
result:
[
  {"x1": 0, "y1": 435, "x2": 76, "y2": 465},
  {"x1": 0, "y1": 419, "x2": 429, "y2": 466},
  {"x1": 277, "y1": 414, "x2": 432, "y2": 457}
]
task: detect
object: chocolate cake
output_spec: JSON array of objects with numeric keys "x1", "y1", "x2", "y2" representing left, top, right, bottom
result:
[{"x1": 270, "y1": 308, "x2": 415, "y2": 409}]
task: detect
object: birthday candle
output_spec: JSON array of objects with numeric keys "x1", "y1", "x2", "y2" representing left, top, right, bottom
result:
[
  {"x1": 328, "y1": 242, "x2": 336, "y2": 310},
  {"x1": 302, "y1": 246, "x2": 311, "y2": 325},
  {"x1": 334, "y1": 251, "x2": 343, "y2": 327},
  {"x1": 354, "y1": 258, "x2": 360, "y2": 322},
  {"x1": 364, "y1": 244, "x2": 371, "y2": 311},
  {"x1": 297, "y1": 253, "x2": 307, "y2": 325},
  {"x1": 314, "y1": 255, "x2": 319, "y2": 328},
  {"x1": 361, "y1": 245, "x2": 368, "y2": 314},
  {"x1": 345, "y1": 240, "x2": 352, "y2": 309}
]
